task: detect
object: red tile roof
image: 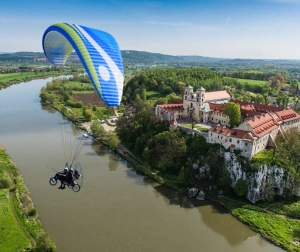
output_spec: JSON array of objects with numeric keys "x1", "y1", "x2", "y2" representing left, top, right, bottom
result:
[
  {"x1": 209, "y1": 126, "x2": 255, "y2": 140},
  {"x1": 205, "y1": 91, "x2": 231, "y2": 101},
  {"x1": 208, "y1": 103, "x2": 226, "y2": 112},
  {"x1": 171, "y1": 99, "x2": 183, "y2": 104},
  {"x1": 231, "y1": 99, "x2": 284, "y2": 113},
  {"x1": 276, "y1": 109, "x2": 300, "y2": 123},
  {"x1": 247, "y1": 113, "x2": 278, "y2": 137},
  {"x1": 158, "y1": 104, "x2": 184, "y2": 111}
]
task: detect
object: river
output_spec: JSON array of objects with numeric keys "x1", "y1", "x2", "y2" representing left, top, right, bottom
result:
[{"x1": 0, "y1": 77, "x2": 283, "y2": 252}]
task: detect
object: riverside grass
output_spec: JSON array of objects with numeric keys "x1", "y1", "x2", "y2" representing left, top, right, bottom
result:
[
  {"x1": 0, "y1": 147, "x2": 56, "y2": 251},
  {"x1": 0, "y1": 189, "x2": 30, "y2": 252},
  {"x1": 218, "y1": 197, "x2": 300, "y2": 252}
]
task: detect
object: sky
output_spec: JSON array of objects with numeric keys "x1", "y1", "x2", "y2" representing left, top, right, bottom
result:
[{"x1": 1, "y1": 0, "x2": 300, "y2": 59}]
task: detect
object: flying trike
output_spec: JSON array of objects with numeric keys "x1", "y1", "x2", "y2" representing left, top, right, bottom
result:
[{"x1": 49, "y1": 162, "x2": 83, "y2": 192}]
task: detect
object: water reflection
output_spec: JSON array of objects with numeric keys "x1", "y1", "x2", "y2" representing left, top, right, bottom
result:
[
  {"x1": 152, "y1": 183, "x2": 255, "y2": 246},
  {"x1": 108, "y1": 153, "x2": 119, "y2": 172},
  {"x1": 40, "y1": 103, "x2": 57, "y2": 114}
]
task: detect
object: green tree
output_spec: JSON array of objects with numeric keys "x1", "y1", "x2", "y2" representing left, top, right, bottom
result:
[
  {"x1": 106, "y1": 131, "x2": 120, "y2": 150},
  {"x1": 234, "y1": 179, "x2": 248, "y2": 197},
  {"x1": 39, "y1": 92, "x2": 47, "y2": 102},
  {"x1": 218, "y1": 169, "x2": 231, "y2": 189},
  {"x1": 34, "y1": 233, "x2": 56, "y2": 252},
  {"x1": 144, "y1": 129, "x2": 187, "y2": 173},
  {"x1": 90, "y1": 120, "x2": 105, "y2": 139},
  {"x1": 178, "y1": 167, "x2": 185, "y2": 184},
  {"x1": 83, "y1": 108, "x2": 93, "y2": 121},
  {"x1": 46, "y1": 94, "x2": 55, "y2": 104},
  {"x1": 223, "y1": 102, "x2": 241, "y2": 128}
]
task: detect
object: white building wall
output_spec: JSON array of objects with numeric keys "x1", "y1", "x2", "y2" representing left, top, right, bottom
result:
[
  {"x1": 282, "y1": 120, "x2": 300, "y2": 131},
  {"x1": 208, "y1": 131, "x2": 253, "y2": 158},
  {"x1": 208, "y1": 112, "x2": 229, "y2": 126}
]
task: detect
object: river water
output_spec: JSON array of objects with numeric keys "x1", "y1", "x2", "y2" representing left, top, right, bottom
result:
[{"x1": 0, "y1": 78, "x2": 283, "y2": 252}]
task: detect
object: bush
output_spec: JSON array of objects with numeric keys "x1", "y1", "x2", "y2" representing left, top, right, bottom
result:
[
  {"x1": 75, "y1": 101, "x2": 83, "y2": 108},
  {"x1": 28, "y1": 208, "x2": 37, "y2": 217},
  {"x1": 234, "y1": 179, "x2": 248, "y2": 197},
  {"x1": 33, "y1": 234, "x2": 56, "y2": 252},
  {"x1": 0, "y1": 171, "x2": 13, "y2": 189}
]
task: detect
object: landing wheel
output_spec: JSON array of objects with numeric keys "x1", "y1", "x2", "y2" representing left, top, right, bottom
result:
[
  {"x1": 49, "y1": 177, "x2": 57, "y2": 186},
  {"x1": 72, "y1": 184, "x2": 81, "y2": 192}
]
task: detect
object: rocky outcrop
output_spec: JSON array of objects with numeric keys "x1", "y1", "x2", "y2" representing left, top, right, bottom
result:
[
  {"x1": 187, "y1": 188, "x2": 205, "y2": 200},
  {"x1": 224, "y1": 151, "x2": 294, "y2": 203}
]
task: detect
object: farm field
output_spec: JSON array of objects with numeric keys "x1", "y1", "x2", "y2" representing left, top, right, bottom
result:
[
  {"x1": 0, "y1": 189, "x2": 30, "y2": 252},
  {"x1": 0, "y1": 71, "x2": 60, "y2": 83},
  {"x1": 226, "y1": 77, "x2": 267, "y2": 85}
]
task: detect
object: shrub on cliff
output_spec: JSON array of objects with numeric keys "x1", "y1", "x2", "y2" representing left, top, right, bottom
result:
[{"x1": 234, "y1": 179, "x2": 248, "y2": 197}]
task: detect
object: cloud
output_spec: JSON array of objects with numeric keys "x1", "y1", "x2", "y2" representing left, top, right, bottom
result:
[{"x1": 226, "y1": 16, "x2": 231, "y2": 24}]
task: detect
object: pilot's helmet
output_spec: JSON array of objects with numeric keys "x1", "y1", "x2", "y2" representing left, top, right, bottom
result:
[{"x1": 64, "y1": 167, "x2": 68, "y2": 171}]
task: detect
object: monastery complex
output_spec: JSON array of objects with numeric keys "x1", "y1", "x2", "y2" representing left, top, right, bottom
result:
[{"x1": 155, "y1": 85, "x2": 300, "y2": 158}]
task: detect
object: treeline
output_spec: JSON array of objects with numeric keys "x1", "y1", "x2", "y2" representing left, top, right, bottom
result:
[
  {"x1": 224, "y1": 71, "x2": 284, "y2": 81},
  {"x1": 123, "y1": 68, "x2": 223, "y2": 101}
]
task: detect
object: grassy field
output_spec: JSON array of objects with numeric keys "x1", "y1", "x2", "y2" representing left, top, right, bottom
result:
[
  {"x1": 218, "y1": 196, "x2": 300, "y2": 252},
  {"x1": 0, "y1": 147, "x2": 56, "y2": 251},
  {"x1": 251, "y1": 149, "x2": 274, "y2": 169},
  {"x1": 0, "y1": 190, "x2": 30, "y2": 252},
  {"x1": 181, "y1": 124, "x2": 209, "y2": 132},
  {"x1": 268, "y1": 201, "x2": 300, "y2": 219},
  {"x1": 228, "y1": 77, "x2": 267, "y2": 86},
  {"x1": 64, "y1": 81, "x2": 93, "y2": 89},
  {"x1": 233, "y1": 208, "x2": 300, "y2": 251},
  {"x1": 0, "y1": 71, "x2": 64, "y2": 84},
  {"x1": 146, "y1": 91, "x2": 164, "y2": 101}
]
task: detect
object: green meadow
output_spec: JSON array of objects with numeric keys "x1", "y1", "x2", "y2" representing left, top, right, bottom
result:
[
  {"x1": 230, "y1": 77, "x2": 267, "y2": 85},
  {"x1": 0, "y1": 190, "x2": 30, "y2": 252}
]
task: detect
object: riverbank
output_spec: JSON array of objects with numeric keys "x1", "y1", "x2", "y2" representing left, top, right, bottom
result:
[
  {"x1": 0, "y1": 145, "x2": 56, "y2": 252},
  {"x1": 0, "y1": 71, "x2": 75, "y2": 90}
]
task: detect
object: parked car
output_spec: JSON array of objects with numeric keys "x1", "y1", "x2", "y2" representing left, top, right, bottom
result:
[{"x1": 98, "y1": 118, "x2": 105, "y2": 124}]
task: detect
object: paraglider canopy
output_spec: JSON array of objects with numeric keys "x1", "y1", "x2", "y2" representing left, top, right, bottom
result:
[{"x1": 42, "y1": 23, "x2": 124, "y2": 106}]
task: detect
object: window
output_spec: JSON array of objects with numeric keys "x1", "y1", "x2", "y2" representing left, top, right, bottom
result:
[
  {"x1": 237, "y1": 140, "x2": 240, "y2": 144},
  {"x1": 185, "y1": 96, "x2": 187, "y2": 100},
  {"x1": 197, "y1": 98, "x2": 199, "y2": 102},
  {"x1": 245, "y1": 143, "x2": 248, "y2": 146},
  {"x1": 229, "y1": 138, "x2": 232, "y2": 142}
]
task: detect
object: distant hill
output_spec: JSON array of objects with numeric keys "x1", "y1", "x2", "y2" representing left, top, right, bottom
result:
[
  {"x1": 121, "y1": 50, "x2": 218, "y2": 63},
  {"x1": 1, "y1": 50, "x2": 300, "y2": 66}
]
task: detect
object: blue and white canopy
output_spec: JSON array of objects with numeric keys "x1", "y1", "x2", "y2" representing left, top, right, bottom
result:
[{"x1": 42, "y1": 23, "x2": 124, "y2": 106}]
